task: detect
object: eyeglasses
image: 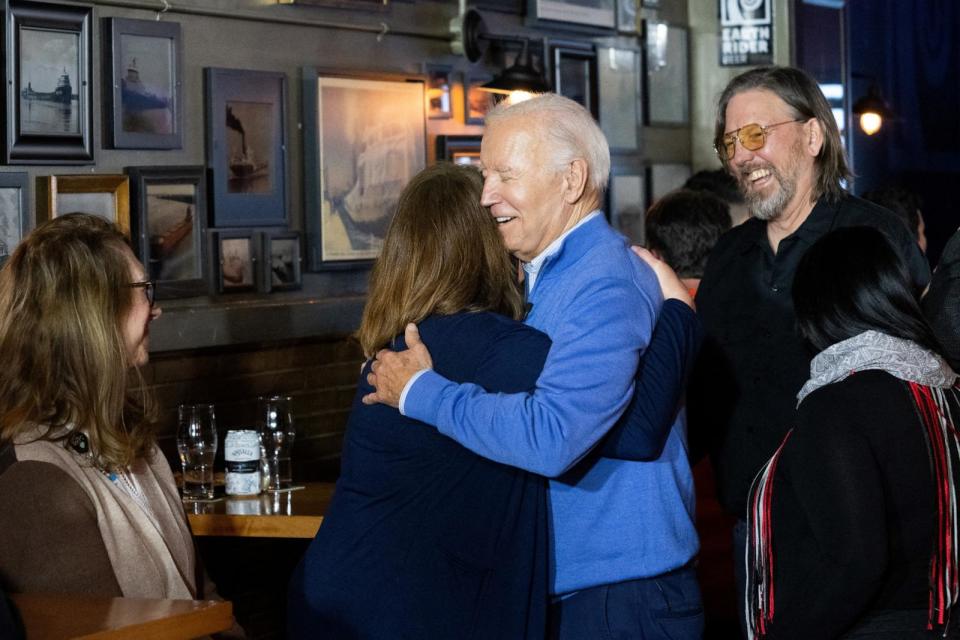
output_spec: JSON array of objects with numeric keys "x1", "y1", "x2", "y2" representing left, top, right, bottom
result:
[
  {"x1": 127, "y1": 280, "x2": 156, "y2": 307},
  {"x1": 716, "y1": 119, "x2": 805, "y2": 161}
]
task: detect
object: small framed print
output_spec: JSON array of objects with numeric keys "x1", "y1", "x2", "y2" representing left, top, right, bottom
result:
[
  {"x1": 214, "y1": 230, "x2": 258, "y2": 293},
  {"x1": 205, "y1": 68, "x2": 288, "y2": 227},
  {"x1": 551, "y1": 41, "x2": 598, "y2": 118},
  {"x1": 262, "y1": 231, "x2": 302, "y2": 292},
  {"x1": 4, "y1": 1, "x2": 93, "y2": 164},
  {"x1": 35, "y1": 174, "x2": 130, "y2": 236},
  {"x1": 597, "y1": 46, "x2": 641, "y2": 152},
  {"x1": 644, "y1": 21, "x2": 689, "y2": 126},
  {"x1": 436, "y1": 135, "x2": 482, "y2": 167},
  {"x1": 425, "y1": 65, "x2": 453, "y2": 120},
  {"x1": 104, "y1": 18, "x2": 182, "y2": 149},
  {"x1": 527, "y1": 0, "x2": 616, "y2": 32},
  {"x1": 617, "y1": 0, "x2": 639, "y2": 34},
  {"x1": 0, "y1": 172, "x2": 32, "y2": 259},
  {"x1": 464, "y1": 75, "x2": 495, "y2": 125},
  {"x1": 126, "y1": 166, "x2": 207, "y2": 299}
]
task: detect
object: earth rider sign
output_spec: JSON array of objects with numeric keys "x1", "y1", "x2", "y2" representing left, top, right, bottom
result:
[{"x1": 720, "y1": 0, "x2": 774, "y2": 66}]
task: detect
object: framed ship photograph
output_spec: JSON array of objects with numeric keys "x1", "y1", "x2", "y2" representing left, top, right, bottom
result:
[
  {"x1": 261, "y1": 231, "x2": 302, "y2": 292},
  {"x1": 35, "y1": 174, "x2": 130, "y2": 236},
  {"x1": 3, "y1": 1, "x2": 93, "y2": 164},
  {"x1": 205, "y1": 68, "x2": 288, "y2": 228},
  {"x1": 213, "y1": 229, "x2": 258, "y2": 293},
  {"x1": 126, "y1": 166, "x2": 207, "y2": 299},
  {"x1": 0, "y1": 172, "x2": 31, "y2": 259},
  {"x1": 302, "y1": 68, "x2": 426, "y2": 270},
  {"x1": 105, "y1": 18, "x2": 182, "y2": 149}
]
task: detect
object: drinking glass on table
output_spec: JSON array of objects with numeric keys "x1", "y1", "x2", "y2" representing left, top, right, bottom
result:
[
  {"x1": 259, "y1": 395, "x2": 295, "y2": 491},
  {"x1": 177, "y1": 403, "x2": 218, "y2": 500}
]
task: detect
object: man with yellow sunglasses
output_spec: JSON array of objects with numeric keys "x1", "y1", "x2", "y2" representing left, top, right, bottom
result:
[{"x1": 687, "y1": 65, "x2": 930, "y2": 636}]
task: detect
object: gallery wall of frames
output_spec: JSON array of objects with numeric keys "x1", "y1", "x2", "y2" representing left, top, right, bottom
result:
[{"x1": 0, "y1": 0, "x2": 692, "y2": 350}]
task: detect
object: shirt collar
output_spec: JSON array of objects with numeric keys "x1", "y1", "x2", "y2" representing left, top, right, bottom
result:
[
  {"x1": 739, "y1": 193, "x2": 845, "y2": 254},
  {"x1": 523, "y1": 211, "x2": 601, "y2": 291}
]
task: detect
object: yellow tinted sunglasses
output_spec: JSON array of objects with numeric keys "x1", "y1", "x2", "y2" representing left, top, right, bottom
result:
[{"x1": 716, "y1": 119, "x2": 805, "y2": 161}]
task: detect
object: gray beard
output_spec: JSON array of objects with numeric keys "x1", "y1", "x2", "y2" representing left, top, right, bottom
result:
[{"x1": 745, "y1": 171, "x2": 796, "y2": 221}]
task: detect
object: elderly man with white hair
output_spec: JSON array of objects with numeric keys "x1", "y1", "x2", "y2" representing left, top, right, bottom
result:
[{"x1": 365, "y1": 94, "x2": 702, "y2": 639}]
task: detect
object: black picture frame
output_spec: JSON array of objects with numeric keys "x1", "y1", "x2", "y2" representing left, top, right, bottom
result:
[
  {"x1": 643, "y1": 21, "x2": 690, "y2": 126},
  {"x1": 425, "y1": 65, "x2": 453, "y2": 120},
  {"x1": 104, "y1": 18, "x2": 182, "y2": 150},
  {"x1": 464, "y1": 74, "x2": 495, "y2": 125},
  {"x1": 205, "y1": 68, "x2": 288, "y2": 228},
  {"x1": 213, "y1": 229, "x2": 259, "y2": 294},
  {"x1": 261, "y1": 231, "x2": 302, "y2": 292},
  {"x1": 302, "y1": 67, "x2": 426, "y2": 270},
  {"x1": 550, "y1": 41, "x2": 598, "y2": 119},
  {"x1": 436, "y1": 134, "x2": 482, "y2": 167},
  {"x1": 526, "y1": 0, "x2": 616, "y2": 33},
  {"x1": 126, "y1": 165, "x2": 208, "y2": 299},
  {"x1": 0, "y1": 171, "x2": 31, "y2": 259},
  {"x1": 597, "y1": 46, "x2": 641, "y2": 152},
  {"x1": 3, "y1": 0, "x2": 93, "y2": 164}
]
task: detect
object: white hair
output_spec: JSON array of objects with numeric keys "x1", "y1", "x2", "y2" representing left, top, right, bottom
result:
[{"x1": 485, "y1": 93, "x2": 610, "y2": 195}]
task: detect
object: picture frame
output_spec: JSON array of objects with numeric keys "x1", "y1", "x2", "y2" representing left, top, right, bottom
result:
[
  {"x1": 104, "y1": 18, "x2": 182, "y2": 150},
  {"x1": 425, "y1": 65, "x2": 453, "y2": 120},
  {"x1": 608, "y1": 169, "x2": 646, "y2": 244},
  {"x1": 213, "y1": 229, "x2": 258, "y2": 294},
  {"x1": 643, "y1": 21, "x2": 690, "y2": 126},
  {"x1": 597, "y1": 46, "x2": 641, "y2": 151},
  {"x1": 527, "y1": 0, "x2": 616, "y2": 32},
  {"x1": 35, "y1": 174, "x2": 131, "y2": 235},
  {"x1": 276, "y1": 0, "x2": 390, "y2": 7},
  {"x1": 550, "y1": 41, "x2": 598, "y2": 118},
  {"x1": 261, "y1": 231, "x2": 302, "y2": 292},
  {"x1": 617, "y1": 0, "x2": 639, "y2": 34},
  {"x1": 3, "y1": 0, "x2": 93, "y2": 164},
  {"x1": 205, "y1": 68, "x2": 288, "y2": 228},
  {"x1": 464, "y1": 74, "x2": 495, "y2": 125},
  {"x1": 125, "y1": 166, "x2": 208, "y2": 299},
  {"x1": 302, "y1": 68, "x2": 427, "y2": 270},
  {"x1": 0, "y1": 172, "x2": 32, "y2": 259},
  {"x1": 436, "y1": 135, "x2": 482, "y2": 167}
]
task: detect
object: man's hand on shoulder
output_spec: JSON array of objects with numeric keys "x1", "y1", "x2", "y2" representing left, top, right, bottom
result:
[{"x1": 362, "y1": 323, "x2": 434, "y2": 408}]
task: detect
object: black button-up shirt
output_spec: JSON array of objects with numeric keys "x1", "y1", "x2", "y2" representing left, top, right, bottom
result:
[{"x1": 690, "y1": 193, "x2": 930, "y2": 517}]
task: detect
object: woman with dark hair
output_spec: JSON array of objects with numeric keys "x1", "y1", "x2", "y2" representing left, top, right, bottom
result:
[{"x1": 746, "y1": 226, "x2": 960, "y2": 639}]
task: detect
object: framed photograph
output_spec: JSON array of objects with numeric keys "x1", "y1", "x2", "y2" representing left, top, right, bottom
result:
[
  {"x1": 527, "y1": 0, "x2": 616, "y2": 31},
  {"x1": 617, "y1": 0, "x2": 639, "y2": 34},
  {"x1": 277, "y1": 0, "x2": 390, "y2": 7},
  {"x1": 644, "y1": 21, "x2": 689, "y2": 125},
  {"x1": 473, "y1": 0, "x2": 522, "y2": 12},
  {"x1": 436, "y1": 135, "x2": 482, "y2": 167},
  {"x1": 205, "y1": 68, "x2": 288, "y2": 228},
  {"x1": 214, "y1": 230, "x2": 258, "y2": 293},
  {"x1": 35, "y1": 174, "x2": 130, "y2": 235},
  {"x1": 465, "y1": 74, "x2": 495, "y2": 125},
  {"x1": 3, "y1": 1, "x2": 93, "y2": 164},
  {"x1": 302, "y1": 68, "x2": 427, "y2": 269},
  {"x1": 425, "y1": 65, "x2": 452, "y2": 120},
  {"x1": 551, "y1": 42, "x2": 598, "y2": 118},
  {"x1": 261, "y1": 231, "x2": 302, "y2": 292},
  {"x1": 104, "y1": 18, "x2": 182, "y2": 149},
  {"x1": 597, "y1": 46, "x2": 641, "y2": 151},
  {"x1": 647, "y1": 163, "x2": 691, "y2": 203},
  {"x1": 0, "y1": 172, "x2": 31, "y2": 259},
  {"x1": 608, "y1": 171, "x2": 646, "y2": 244},
  {"x1": 126, "y1": 166, "x2": 207, "y2": 299}
]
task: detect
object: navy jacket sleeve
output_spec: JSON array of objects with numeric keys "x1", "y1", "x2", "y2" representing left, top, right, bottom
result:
[{"x1": 600, "y1": 299, "x2": 703, "y2": 460}]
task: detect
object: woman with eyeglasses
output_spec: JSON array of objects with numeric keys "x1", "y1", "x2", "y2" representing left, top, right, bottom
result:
[
  {"x1": 745, "y1": 226, "x2": 960, "y2": 639},
  {"x1": 0, "y1": 214, "x2": 218, "y2": 603}
]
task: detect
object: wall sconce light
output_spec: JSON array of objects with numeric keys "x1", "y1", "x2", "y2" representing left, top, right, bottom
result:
[
  {"x1": 454, "y1": 9, "x2": 549, "y2": 101},
  {"x1": 852, "y1": 82, "x2": 891, "y2": 136}
]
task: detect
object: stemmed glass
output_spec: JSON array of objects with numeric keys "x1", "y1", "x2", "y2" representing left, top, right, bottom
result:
[{"x1": 259, "y1": 395, "x2": 295, "y2": 491}]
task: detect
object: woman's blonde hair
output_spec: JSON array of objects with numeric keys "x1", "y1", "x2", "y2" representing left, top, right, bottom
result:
[
  {"x1": 356, "y1": 163, "x2": 523, "y2": 357},
  {"x1": 0, "y1": 213, "x2": 155, "y2": 470}
]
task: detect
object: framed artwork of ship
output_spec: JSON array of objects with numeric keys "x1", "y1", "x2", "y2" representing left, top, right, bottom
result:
[
  {"x1": 301, "y1": 68, "x2": 426, "y2": 270},
  {"x1": 35, "y1": 174, "x2": 130, "y2": 236},
  {"x1": 105, "y1": 18, "x2": 183, "y2": 149},
  {"x1": 0, "y1": 172, "x2": 31, "y2": 260},
  {"x1": 212, "y1": 229, "x2": 259, "y2": 294},
  {"x1": 205, "y1": 68, "x2": 288, "y2": 228},
  {"x1": 3, "y1": 1, "x2": 93, "y2": 164},
  {"x1": 126, "y1": 166, "x2": 208, "y2": 299}
]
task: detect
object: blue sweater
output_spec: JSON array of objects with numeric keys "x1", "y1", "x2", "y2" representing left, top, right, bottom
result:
[{"x1": 405, "y1": 215, "x2": 699, "y2": 594}]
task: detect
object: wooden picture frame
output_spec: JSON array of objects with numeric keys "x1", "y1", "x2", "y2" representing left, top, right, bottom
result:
[
  {"x1": 35, "y1": 174, "x2": 130, "y2": 235},
  {"x1": 3, "y1": 0, "x2": 93, "y2": 164},
  {"x1": 527, "y1": 0, "x2": 616, "y2": 32},
  {"x1": 643, "y1": 21, "x2": 690, "y2": 126},
  {"x1": 550, "y1": 41, "x2": 598, "y2": 118},
  {"x1": 261, "y1": 231, "x2": 302, "y2": 292},
  {"x1": 213, "y1": 229, "x2": 258, "y2": 293},
  {"x1": 126, "y1": 166, "x2": 207, "y2": 299},
  {"x1": 302, "y1": 67, "x2": 426, "y2": 270},
  {"x1": 205, "y1": 68, "x2": 288, "y2": 228},
  {"x1": 104, "y1": 18, "x2": 182, "y2": 149},
  {"x1": 436, "y1": 135, "x2": 482, "y2": 167},
  {"x1": 425, "y1": 65, "x2": 453, "y2": 120},
  {"x1": 0, "y1": 172, "x2": 32, "y2": 259}
]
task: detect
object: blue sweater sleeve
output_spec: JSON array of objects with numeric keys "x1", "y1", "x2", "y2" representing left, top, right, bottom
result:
[
  {"x1": 403, "y1": 276, "x2": 658, "y2": 478},
  {"x1": 599, "y1": 299, "x2": 703, "y2": 460}
]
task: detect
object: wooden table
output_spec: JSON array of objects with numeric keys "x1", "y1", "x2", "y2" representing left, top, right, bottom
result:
[
  {"x1": 11, "y1": 593, "x2": 232, "y2": 640},
  {"x1": 186, "y1": 482, "x2": 334, "y2": 538}
]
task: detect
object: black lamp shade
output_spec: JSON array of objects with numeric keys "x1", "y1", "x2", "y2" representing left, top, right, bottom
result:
[
  {"x1": 852, "y1": 84, "x2": 890, "y2": 117},
  {"x1": 481, "y1": 61, "x2": 551, "y2": 94}
]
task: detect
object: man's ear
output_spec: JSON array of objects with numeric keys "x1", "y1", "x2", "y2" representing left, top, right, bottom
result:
[
  {"x1": 805, "y1": 118, "x2": 825, "y2": 157},
  {"x1": 561, "y1": 158, "x2": 589, "y2": 204}
]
